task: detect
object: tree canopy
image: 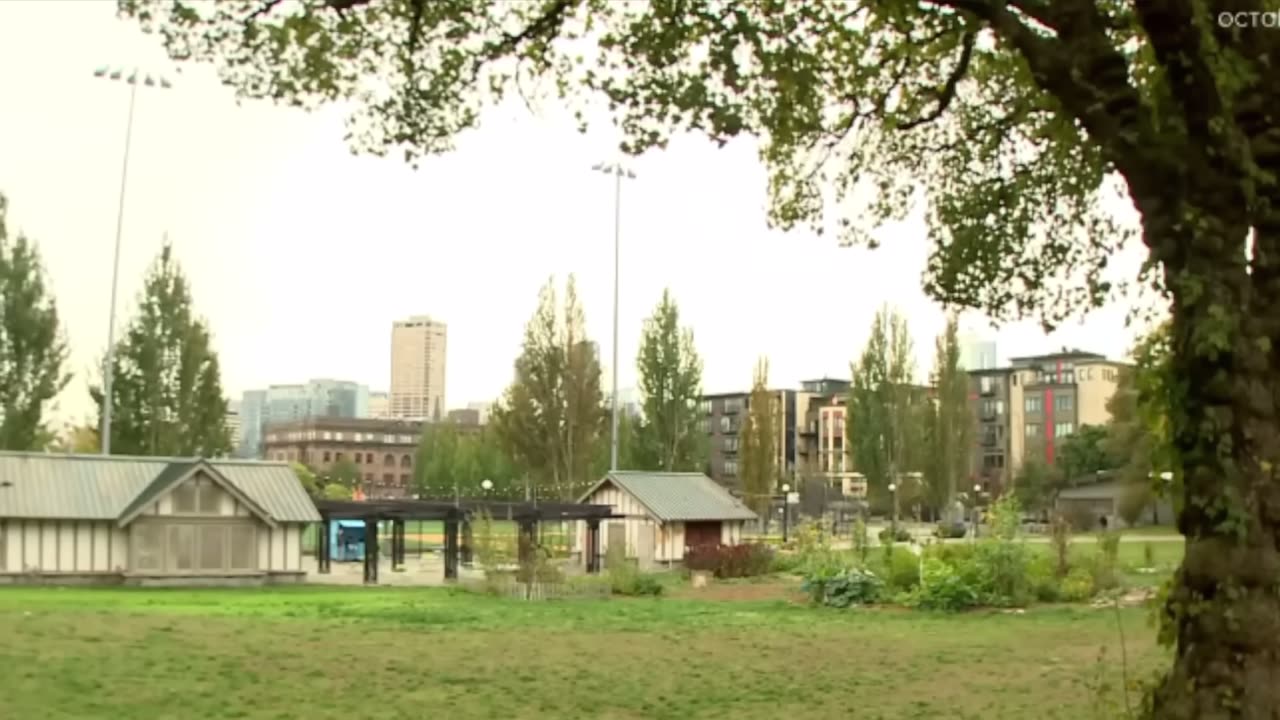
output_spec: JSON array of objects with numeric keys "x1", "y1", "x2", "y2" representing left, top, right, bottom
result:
[
  {"x1": 0, "y1": 193, "x2": 69, "y2": 451},
  {"x1": 120, "y1": 0, "x2": 1280, "y2": 713}
]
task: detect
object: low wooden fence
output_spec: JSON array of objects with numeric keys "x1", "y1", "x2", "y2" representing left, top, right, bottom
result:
[{"x1": 498, "y1": 578, "x2": 611, "y2": 601}]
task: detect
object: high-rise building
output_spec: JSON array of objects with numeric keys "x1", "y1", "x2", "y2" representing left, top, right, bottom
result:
[
  {"x1": 959, "y1": 322, "x2": 999, "y2": 370},
  {"x1": 237, "y1": 379, "x2": 370, "y2": 458},
  {"x1": 223, "y1": 400, "x2": 241, "y2": 457},
  {"x1": 390, "y1": 315, "x2": 447, "y2": 420},
  {"x1": 368, "y1": 391, "x2": 390, "y2": 419}
]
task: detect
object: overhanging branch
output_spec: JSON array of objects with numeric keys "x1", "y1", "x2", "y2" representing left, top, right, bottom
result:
[{"x1": 897, "y1": 30, "x2": 977, "y2": 131}]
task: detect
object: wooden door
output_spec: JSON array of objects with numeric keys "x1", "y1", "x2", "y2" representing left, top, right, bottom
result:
[
  {"x1": 684, "y1": 522, "x2": 722, "y2": 550},
  {"x1": 607, "y1": 522, "x2": 627, "y2": 563}
]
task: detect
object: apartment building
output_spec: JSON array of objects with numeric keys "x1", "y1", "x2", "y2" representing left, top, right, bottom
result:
[
  {"x1": 794, "y1": 378, "x2": 869, "y2": 499},
  {"x1": 390, "y1": 315, "x2": 448, "y2": 420},
  {"x1": 701, "y1": 388, "x2": 808, "y2": 492},
  {"x1": 970, "y1": 349, "x2": 1127, "y2": 489}
]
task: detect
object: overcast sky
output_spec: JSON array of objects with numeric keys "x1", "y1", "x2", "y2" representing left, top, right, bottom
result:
[{"x1": 0, "y1": 1, "x2": 1150, "y2": 426}]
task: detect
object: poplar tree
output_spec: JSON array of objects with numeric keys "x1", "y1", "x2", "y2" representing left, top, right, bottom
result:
[
  {"x1": 634, "y1": 289, "x2": 705, "y2": 472},
  {"x1": 738, "y1": 358, "x2": 777, "y2": 518}
]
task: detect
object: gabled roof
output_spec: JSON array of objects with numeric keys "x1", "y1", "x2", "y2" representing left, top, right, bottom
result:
[
  {"x1": 578, "y1": 471, "x2": 758, "y2": 522},
  {"x1": 116, "y1": 460, "x2": 277, "y2": 528},
  {"x1": 0, "y1": 452, "x2": 320, "y2": 523}
]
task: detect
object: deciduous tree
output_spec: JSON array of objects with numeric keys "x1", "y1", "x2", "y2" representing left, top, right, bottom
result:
[
  {"x1": 738, "y1": 358, "x2": 776, "y2": 519},
  {"x1": 90, "y1": 244, "x2": 230, "y2": 457},
  {"x1": 923, "y1": 315, "x2": 973, "y2": 518},
  {"x1": 124, "y1": 1, "x2": 1280, "y2": 709},
  {"x1": 0, "y1": 193, "x2": 69, "y2": 451},
  {"x1": 492, "y1": 276, "x2": 606, "y2": 500},
  {"x1": 849, "y1": 306, "x2": 924, "y2": 511},
  {"x1": 634, "y1": 289, "x2": 706, "y2": 472}
]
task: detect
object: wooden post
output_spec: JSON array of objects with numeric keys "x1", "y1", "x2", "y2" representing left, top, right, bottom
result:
[
  {"x1": 460, "y1": 520, "x2": 474, "y2": 567},
  {"x1": 318, "y1": 515, "x2": 331, "y2": 574},
  {"x1": 443, "y1": 515, "x2": 459, "y2": 581},
  {"x1": 363, "y1": 517, "x2": 379, "y2": 585},
  {"x1": 585, "y1": 519, "x2": 601, "y2": 574}
]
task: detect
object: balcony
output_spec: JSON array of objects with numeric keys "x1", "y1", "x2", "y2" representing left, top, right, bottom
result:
[
  {"x1": 982, "y1": 434, "x2": 1000, "y2": 447},
  {"x1": 979, "y1": 384, "x2": 996, "y2": 396}
]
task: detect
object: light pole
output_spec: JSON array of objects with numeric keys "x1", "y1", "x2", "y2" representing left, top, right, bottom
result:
[
  {"x1": 781, "y1": 483, "x2": 792, "y2": 543},
  {"x1": 93, "y1": 66, "x2": 173, "y2": 456},
  {"x1": 888, "y1": 482, "x2": 899, "y2": 540},
  {"x1": 972, "y1": 483, "x2": 983, "y2": 540},
  {"x1": 592, "y1": 161, "x2": 636, "y2": 472}
]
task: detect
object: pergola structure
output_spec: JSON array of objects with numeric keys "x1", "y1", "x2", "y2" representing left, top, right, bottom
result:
[{"x1": 313, "y1": 499, "x2": 619, "y2": 584}]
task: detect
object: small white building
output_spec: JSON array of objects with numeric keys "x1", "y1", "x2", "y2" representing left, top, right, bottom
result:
[
  {"x1": 577, "y1": 471, "x2": 757, "y2": 569},
  {"x1": 0, "y1": 452, "x2": 320, "y2": 586}
]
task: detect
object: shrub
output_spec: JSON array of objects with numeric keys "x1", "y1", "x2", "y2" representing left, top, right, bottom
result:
[
  {"x1": 770, "y1": 550, "x2": 803, "y2": 575},
  {"x1": 684, "y1": 543, "x2": 774, "y2": 579},
  {"x1": 1025, "y1": 555, "x2": 1062, "y2": 602},
  {"x1": 604, "y1": 544, "x2": 664, "y2": 596},
  {"x1": 851, "y1": 515, "x2": 871, "y2": 564},
  {"x1": 879, "y1": 526, "x2": 913, "y2": 543},
  {"x1": 968, "y1": 540, "x2": 1035, "y2": 607},
  {"x1": 802, "y1": 567, "x2": 883, "y2": 608},
  {"x1": 934, "y1": 521, "x2": 968, "y2": 539},
  {"x1": 912, "y1": 558, "x2": 980, "y2": 612},
  {"x1": 1060, "y1": 566, "x2": 1095, "y2": 601},
  {"x1": 1049, "y1": 513, "x2": 1072, "y2": 577},
  {"x1": 1092, "y1": 531, "x2": 1122, "y2": 591},
  {"x1": 874, "y1": 546, "x2": 921, "y2": 592}
]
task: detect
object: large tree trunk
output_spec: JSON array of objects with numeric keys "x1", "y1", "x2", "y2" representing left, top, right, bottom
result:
[{"x1": 1145, "y1": 203, "x2": 1280, "y2": 719}]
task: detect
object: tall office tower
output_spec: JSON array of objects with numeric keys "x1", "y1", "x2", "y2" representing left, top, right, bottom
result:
[{"x1": 390, "y1": 315, "x2": 448, "y2": 420}]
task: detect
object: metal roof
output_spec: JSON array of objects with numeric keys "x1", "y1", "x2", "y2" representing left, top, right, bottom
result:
[
  {"x1": 579, "y1": 471, "x2": 758, "y2": 522},
  {"x1": 0, "y1": 452, "x2": 320, "y2": 523}
]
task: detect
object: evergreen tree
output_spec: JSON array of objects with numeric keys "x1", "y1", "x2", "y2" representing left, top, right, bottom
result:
[
  {"x1": 738, "y1": 358, "x2": 777, "y2": 518},
  {"x1": 0, "y1": 193, "x2": 70, "y2": 451},
  {"x1": 90, "y1": 244, "x2": 230, "y2": 457},
  {"x1": 634, "y1": 289, "x2": 705, "y2": 472}
]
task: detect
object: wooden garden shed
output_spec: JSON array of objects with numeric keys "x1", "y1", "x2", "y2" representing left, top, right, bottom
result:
[
  {"x1": 0, "y1": 451, "x2": 319, "y2": 586},
  {"x1": 576, "y1": 471, "x2": 757, "y2": 569}
]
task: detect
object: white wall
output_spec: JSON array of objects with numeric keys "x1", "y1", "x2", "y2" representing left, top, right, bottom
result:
[
  {"x1": 584, "y1": 483, "x2": 656, "y2": 561},
  {"x1": 0, "y1": 519, "x2": 128, "y2": 574},
  {"x1": 256, "y1": 524, "x2": 303, "y2": 573}
]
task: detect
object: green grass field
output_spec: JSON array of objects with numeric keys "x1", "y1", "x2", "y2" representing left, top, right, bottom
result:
[{"x1": 0, "y1": 586, "x2": 1167, "y2": 719}]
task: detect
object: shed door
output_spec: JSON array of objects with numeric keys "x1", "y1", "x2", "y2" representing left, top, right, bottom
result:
[
  {"x1": 684, "y1": 522, "x2": 721, "y2": 549},
  {"x1": 607, "y1": 522, "x2": 627, "y2": 560}
]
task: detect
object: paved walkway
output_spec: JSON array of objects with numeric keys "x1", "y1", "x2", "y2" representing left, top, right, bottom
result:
[{"x1": 301, "y1": 556, "x2": 486, "y2": 587}]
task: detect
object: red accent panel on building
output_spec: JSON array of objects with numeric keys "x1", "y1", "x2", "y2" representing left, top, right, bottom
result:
[{"x1": 1044, "y1": 361, "x2": 1061, "y2": 465}]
